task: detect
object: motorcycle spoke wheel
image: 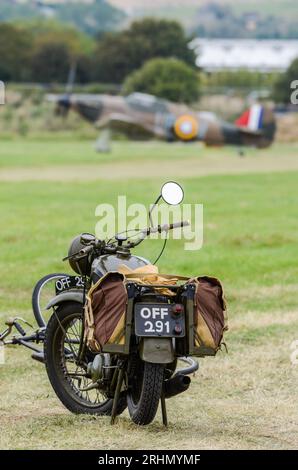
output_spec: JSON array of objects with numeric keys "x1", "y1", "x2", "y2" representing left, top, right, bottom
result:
[
  {"x1": 45, "y1": 302, "x2": 127, "y2": 416},
  {"x1": 59, "y1": 317, "x2": 106, "y2": 406}
]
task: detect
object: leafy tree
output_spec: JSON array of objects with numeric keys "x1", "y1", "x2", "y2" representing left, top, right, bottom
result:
[
  {"x1": 0, "y1": 23, "x2": 33, "y2": 81},
  {"x1": 273, "y1": 58, "x2": 298, "y2": 103},
  {"x1": 123, "y1": 58, "x2": 200, "y2": 104},
  {"x1": 128, "y1": 18, "x2": 195, "y2": 65},
  {"x1": 30, "y1": 40, "x2": 72, "y2": 84},
  {"x1": 29, "y1": 27, "x2": 94, "y2": 84},
  {"x1": 17, "y1": 19, "x2": 94, "y2": 55},
  {"x1": 93, "y1": 18, "x2": 195, "y2": 84}
]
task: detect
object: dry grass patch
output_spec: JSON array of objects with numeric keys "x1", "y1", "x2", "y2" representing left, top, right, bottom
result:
[{"x1": 1, "y1": 325, "x2": 297, "y2": 450}]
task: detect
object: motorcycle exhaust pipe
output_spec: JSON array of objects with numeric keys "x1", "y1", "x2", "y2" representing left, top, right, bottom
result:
[
  {"x1": 175, "y1": 357, "x2": 199, "y2": 376},
  {"x1": 164, "y1": 373, "x2": 191, "y2": 399}
]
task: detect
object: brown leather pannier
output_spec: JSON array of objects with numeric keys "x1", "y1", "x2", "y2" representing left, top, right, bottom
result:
[
  {"x1": 84, "y1": 272, "x2": 127, "y2": 352},
  {"x1": 187, "y1": 276, "x2": 228, "y2": 355}
]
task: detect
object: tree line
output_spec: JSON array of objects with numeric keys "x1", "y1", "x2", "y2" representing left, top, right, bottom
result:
[
  {"x1": 0, "y1": 18, "x2": 194, "y2": 83},
  {"x1": 0, "y1": 16, "x2": 296, "y2": 105},
  {"x1": 0, "y1": 18, "x2": 201, "y2": 103}
]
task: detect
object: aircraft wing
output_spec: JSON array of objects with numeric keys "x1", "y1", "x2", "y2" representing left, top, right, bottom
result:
[
  {"x1": 96, "y1": 112, "x2": 157, "y2": 137},
  {"x1": 96, "y1": 113, "x2": 140, "y2": 128}
]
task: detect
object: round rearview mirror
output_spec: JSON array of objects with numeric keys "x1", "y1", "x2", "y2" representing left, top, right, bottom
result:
[{"x1": 161, "y1": 181, "x2": 184, "y2": 205}]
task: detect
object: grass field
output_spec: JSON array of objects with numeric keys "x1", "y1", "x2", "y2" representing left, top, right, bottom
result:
[{"x1": 0, "y1": 139, "x2": 297, "y2": 449}]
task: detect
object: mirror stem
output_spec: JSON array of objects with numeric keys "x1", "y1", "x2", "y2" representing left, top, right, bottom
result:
[{"x1": 149, "y1": 194, "x2": 162, "y2": 227}]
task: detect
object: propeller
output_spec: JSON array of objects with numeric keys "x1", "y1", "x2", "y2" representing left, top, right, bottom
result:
[{"x1": 50, "y1": 62, "x2": 77, "y2": 117}]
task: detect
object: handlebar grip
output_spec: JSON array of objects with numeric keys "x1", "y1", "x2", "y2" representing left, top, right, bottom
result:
[
  {"x1": 169, "y1": 220, "x2": 190, "y2": 230},
  {"x1": 78, "y1": 245, "x2": 93, "y2": 256},
  {"x1": 14, "y1": 322, "x2": 26, "y2": 337}
]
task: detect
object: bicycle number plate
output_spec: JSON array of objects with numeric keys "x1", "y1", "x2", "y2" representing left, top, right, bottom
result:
[
  {"x1": 55, "y1": 276, "x2": 84, "y2": 294},
  {"x1": 134, "y1": 303, "x2": 185, "y2": 338}
]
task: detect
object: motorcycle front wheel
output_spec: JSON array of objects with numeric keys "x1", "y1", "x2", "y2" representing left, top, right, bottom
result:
[
  {"x1": 44, "y1": 301, "x2": 127, "y2": 416},
  {"x1": 127, "y1": 358, "x2": 165, "y2": 425}
]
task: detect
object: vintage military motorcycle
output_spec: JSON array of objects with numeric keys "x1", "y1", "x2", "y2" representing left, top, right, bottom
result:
[
  {"x1": 1, "y1": 182, "x2": 226, "y2": 426},
  {"x1": 43, "y1": 182, "x2": 227, "y2": 425}
]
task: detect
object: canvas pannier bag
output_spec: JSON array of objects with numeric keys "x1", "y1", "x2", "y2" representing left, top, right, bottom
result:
[
  {"x1": 187, "y1": 276, "x2": 228, "y2": 355},
  {"x1": 84, "y1": 272, "x2": 128, "y2": 352},
  {"x1": 84, "y1": 266, "x2": 227, "y2": 356},
  {"x1": 84, "y1": 265, "x2": 188, "y2": 352}
]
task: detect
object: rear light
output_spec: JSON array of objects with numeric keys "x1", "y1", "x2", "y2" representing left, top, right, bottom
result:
[{"x1": 172, "y1": 304, "x2": 183, "y2": 315}]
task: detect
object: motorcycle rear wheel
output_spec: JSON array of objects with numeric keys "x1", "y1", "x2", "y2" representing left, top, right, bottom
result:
[{"x1": 127, "y1": 359, "x2": 164, "y2": 425}]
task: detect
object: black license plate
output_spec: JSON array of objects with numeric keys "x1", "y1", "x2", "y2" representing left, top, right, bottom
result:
[
  {"x1": 135, "y1": 303, "x2": 185, "y2": 338},
  {"x1": 55, "y1": 275, "x2": 84, "y2": 294}
]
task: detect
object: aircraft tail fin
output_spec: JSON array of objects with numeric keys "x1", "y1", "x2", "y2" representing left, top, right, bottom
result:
[
  {"x1": 235, "y1": 103, "x2": 264, "y2": 132},
  {"x1": 235, "y1": 103, "x2": 276, "y2": 146}
]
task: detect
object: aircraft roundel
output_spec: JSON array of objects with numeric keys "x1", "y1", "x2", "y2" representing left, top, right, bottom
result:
[{"x1": 174, "y1": 115, "x2": 199, "y2": 141}]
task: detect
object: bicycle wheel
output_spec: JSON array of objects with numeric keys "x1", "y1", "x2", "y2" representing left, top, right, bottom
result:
[{"x1": 32, "y1": 273, "x2": 69, "y2": 328}]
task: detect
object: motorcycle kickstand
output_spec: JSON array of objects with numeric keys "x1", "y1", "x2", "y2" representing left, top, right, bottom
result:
[
  {"x1": 160, "y1": 390, "x2": 168, "y2": 427},
  {"x1": 111, "y1": 364, "x2": 125, "y2": 425}
]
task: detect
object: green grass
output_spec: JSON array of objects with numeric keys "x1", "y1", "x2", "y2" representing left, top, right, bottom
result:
[
  {"x1": 0, "y1": 140, "x2": 297, "y2": 449},
  {"x1": 0, "y1": 139, "x2": 202, "y2": 167},
  {"x1": 1, "y1": 171, "x2": 298, "y2": 313},
  {"x1": 0, "y1": 138, "x2": 297, "y2": 168}
]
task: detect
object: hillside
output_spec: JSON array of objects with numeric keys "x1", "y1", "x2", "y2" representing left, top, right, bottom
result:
[
  {"x1": 108, "y1": 0, "x2": 297, "y2": 22},
  {"x1": 0, "y1": 0, "x2": 124, "y2": 35},
  {"x1": 108, "y1": 0, "x2": 298, "y2": 38},
  {"x1": 2, "y1": 1, "x2": 297, "y2": 38}
]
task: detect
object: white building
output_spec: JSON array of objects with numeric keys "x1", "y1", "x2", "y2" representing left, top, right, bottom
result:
[{"x1": 189, "y1": 39, "x2": 298, "y2": 72}]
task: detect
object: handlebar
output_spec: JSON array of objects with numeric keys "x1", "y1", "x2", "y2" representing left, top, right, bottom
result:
[
  {"x1": 140, "y1": 220, "x2": 189, "y2": 236},
  {"x1": 14, "y1": 321, "x2": 26, "y2": 337},
  {"x1": 78, "y1": 245, "x2": 94, "y2": 257},
  {"x1": 151, "y1": 220, "x2": 190, "y2": 233},
  {"x1": 65, "y1": 220, "x2": 190, "y2": 261},
  {"x1": 127, "y1": 220, "x2": 190, "y2": 248}
]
